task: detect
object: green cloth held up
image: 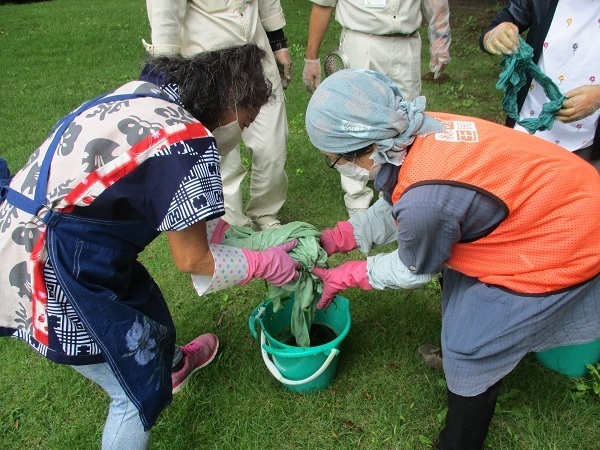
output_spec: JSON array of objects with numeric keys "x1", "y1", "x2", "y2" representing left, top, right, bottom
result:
[
  {"x1": 496, "y1": 36, "x2": 566, "y2": 134},
  {"x1": 222, "y1": 221, "x2": 328, "y2": 348}
]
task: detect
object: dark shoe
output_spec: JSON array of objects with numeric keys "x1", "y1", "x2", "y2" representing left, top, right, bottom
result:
[{"x1": 417, "y1": 344, "x2": 444, "y2": 371}]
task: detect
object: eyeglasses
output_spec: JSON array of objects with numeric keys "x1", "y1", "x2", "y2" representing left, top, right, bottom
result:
[
  {"x1": 324, "y1": 151, "x2": 360, "y2": 169},
  {"x1": 324, "y1": 154, "x2": 343, "y2": 169}
]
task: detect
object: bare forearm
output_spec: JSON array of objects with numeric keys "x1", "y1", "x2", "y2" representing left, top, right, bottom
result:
[
  {"x1": 167, "y1": 221, "x2": 215, "y2": 276},
  {"x1": 305, "y1": 5, "x2": 334, "y2": 59}
]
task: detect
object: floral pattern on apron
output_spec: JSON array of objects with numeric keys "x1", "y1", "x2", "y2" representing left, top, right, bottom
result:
[{"x1": 0, "y1": 81, "x2": 225, "y2": 428}]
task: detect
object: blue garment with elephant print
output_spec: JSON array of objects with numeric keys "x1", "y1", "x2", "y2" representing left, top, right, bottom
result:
[{"x1": 0, "y1": 81, "x2": 223, "y2": 398}]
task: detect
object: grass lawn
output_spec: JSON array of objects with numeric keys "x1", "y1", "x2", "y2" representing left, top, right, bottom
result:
[{"x1": 1, "y1": 0, "x2": 598, "y2": 449}]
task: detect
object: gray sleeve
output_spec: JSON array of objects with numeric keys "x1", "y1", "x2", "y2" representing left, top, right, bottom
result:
[
  {"x1": 367, "y1": 252, "x2": 433, "y2": 290},
  {"x1": 393, "y1": 184, "x2": 506, "y2": 275},
  {"x1": 349, "y1": 198, "x2": 398, "y2": 255}
]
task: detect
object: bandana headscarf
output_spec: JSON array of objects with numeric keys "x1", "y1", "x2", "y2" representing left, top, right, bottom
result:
[{"x1": 305, "y1": 69, "x2": 445, "y2": 166}]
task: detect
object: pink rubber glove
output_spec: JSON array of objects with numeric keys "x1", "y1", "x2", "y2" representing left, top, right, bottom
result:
[
  {"x1": 241, "y1": 239, "x2": 301, "y2": 286},
  {"x1": 312, "y1": 261, "x2": 373, "y2": 310},
  {"x1": 209, "y1": 219, "x2": 231, "y2": 244},
  {"x1": 320, "y1": 221, "x2": 357, "y2": 256}
]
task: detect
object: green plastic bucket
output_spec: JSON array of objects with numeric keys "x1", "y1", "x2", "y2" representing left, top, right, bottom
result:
[
  {"x1": 535, "y1": 338, "x2": 600, "y2": 377},
  {"x1": 248, "y1": 294, "x2": 351, "y2": 393}
]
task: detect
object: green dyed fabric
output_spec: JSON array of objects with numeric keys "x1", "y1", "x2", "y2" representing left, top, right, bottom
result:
[
  {"x1": 497, "y1": 36, "x2": 566, "y2": 134},
  {"x1": 222, "y1": 221, "x2": 327, "y2": 348}
]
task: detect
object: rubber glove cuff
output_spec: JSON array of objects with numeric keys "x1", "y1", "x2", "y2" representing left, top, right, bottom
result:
[
  {"x1": 320, "y1": 221, "x2": 357, "y2": 256},
  {"x1": 209, "y1": 219, "x2": 231, "y2": 244},
  {"x1": 312, "y1": 260, "x2": 372, "y2": 310}
]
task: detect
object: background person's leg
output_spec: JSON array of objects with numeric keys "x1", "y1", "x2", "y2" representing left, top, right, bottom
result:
[
  {"x1": 73, "y1": 363, "x2": 151, "y2": 450},
  {"x1": 241, "y1": 84, "x2": 289, "y2": 229},
  {"x1": 383, "y1": 34, "x2": 422, "y2": 102},
  {"x1": 340, "y1": 28, "x2": 422, "y2": 100},
  {"x1": 219, "y1": 144, "x2": 252, "y2": 227}
]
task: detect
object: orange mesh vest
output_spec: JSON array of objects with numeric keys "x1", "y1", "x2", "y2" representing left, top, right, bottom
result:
[{"x1": 392, "y1": 112, "x2": 600, "y2": 293}]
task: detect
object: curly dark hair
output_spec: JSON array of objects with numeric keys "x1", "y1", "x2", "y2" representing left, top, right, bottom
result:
[{"x1": 146, "y1": 44, "x2": 273, "y2": 128}]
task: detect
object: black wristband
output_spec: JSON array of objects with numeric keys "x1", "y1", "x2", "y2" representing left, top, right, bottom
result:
[
  {"x1": 266, "y1": 28, "x2": 287, "y2": 52},
  {"x1": 270, "y1": 39, "x2": 288, "y2": 52},
  {"x1": 266, "y1": 28, "x2": 285, "y2": 42}
]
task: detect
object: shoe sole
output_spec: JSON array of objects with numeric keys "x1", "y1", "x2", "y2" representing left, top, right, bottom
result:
[{"x1": 172, "y1": 338, "x2": 220, "y2": 394}]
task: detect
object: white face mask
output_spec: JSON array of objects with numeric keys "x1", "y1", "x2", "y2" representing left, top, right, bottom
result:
[
  {"x1": 212, "y1": 119, "x2": 242, "y2": 156},
  {"x1": 336, "y1": 161, "x2": 382, "y2": 182},
  {"x1": 335, "y1": 161, "x2": 371, "y2": 182}
]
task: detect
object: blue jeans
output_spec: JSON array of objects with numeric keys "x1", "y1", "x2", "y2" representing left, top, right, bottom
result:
[{"x1": 72, "y1": 363, "x2": 151, "y2": 450}]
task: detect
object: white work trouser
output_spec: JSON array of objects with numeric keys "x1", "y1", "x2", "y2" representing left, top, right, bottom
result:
[
  {"x1": 220, "y1": 83, "x2": 288, "y2": 226},
  {"x1": 338, "y1": 28, "x2": 422, "y2": 211}
]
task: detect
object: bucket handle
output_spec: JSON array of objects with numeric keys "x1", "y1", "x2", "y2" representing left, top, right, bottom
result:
[
  {"x1": 260, "y1": 330, "x2": 339, "y2": 386},
  {"x1": 248, "y1": 303, "x2": 266, "y2": 340}
]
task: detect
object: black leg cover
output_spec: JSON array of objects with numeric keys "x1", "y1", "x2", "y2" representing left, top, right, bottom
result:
[{"x1": 438, "y1": 380, "x2": 502, "y2": 450}]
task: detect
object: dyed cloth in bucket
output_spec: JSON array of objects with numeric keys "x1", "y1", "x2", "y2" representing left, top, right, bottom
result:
[
  {"x1": 222, "y1": 222, "x2": 327, "y2": 347},
  {"x1": 496, "y1": 36, "x2": 566, "y2": 134}
]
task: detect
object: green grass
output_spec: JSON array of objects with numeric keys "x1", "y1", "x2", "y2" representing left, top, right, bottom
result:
[{"x1": 1, "y1": 1, "x2": 598, "y2": 449}]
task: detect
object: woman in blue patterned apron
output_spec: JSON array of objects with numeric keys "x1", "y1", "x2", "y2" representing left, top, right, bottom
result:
[{"x1": 0, "y1": 44, "x2": 299, "y2": 449}]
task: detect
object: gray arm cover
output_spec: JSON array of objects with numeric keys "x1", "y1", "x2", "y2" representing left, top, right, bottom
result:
[
  {"x1": 349, "y1": 198, "x2": 398, "y2": 255},
  {"x1": 367, "y1": 252, "x2": 433, "y2": 290}
]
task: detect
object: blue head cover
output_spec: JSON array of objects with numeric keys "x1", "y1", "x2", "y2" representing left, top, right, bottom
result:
[{"x1": 305, "y1": 69, "x2": 445, "y2": 165}]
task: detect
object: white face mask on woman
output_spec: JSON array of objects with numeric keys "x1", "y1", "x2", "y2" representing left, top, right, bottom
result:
[
  {"x1": 335, "y1": 161, "x2": 382, "y2": 182},
  {"x1": 212, "y1": 119, "x2": 242, "y2": 156}
]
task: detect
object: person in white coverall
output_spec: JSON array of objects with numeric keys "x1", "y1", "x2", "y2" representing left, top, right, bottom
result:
[{"x1": 144, "y1": 0, "x2": 293, "y2": 230}]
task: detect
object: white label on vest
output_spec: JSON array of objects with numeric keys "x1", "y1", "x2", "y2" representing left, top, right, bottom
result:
[{"x1": 434, "y1": 120, "x2": 479, "y2": 143}]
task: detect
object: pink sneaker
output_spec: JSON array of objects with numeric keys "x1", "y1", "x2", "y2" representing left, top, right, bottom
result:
[{"x1": 172, "y1": 333, "x2": 219, "y2": 394}]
